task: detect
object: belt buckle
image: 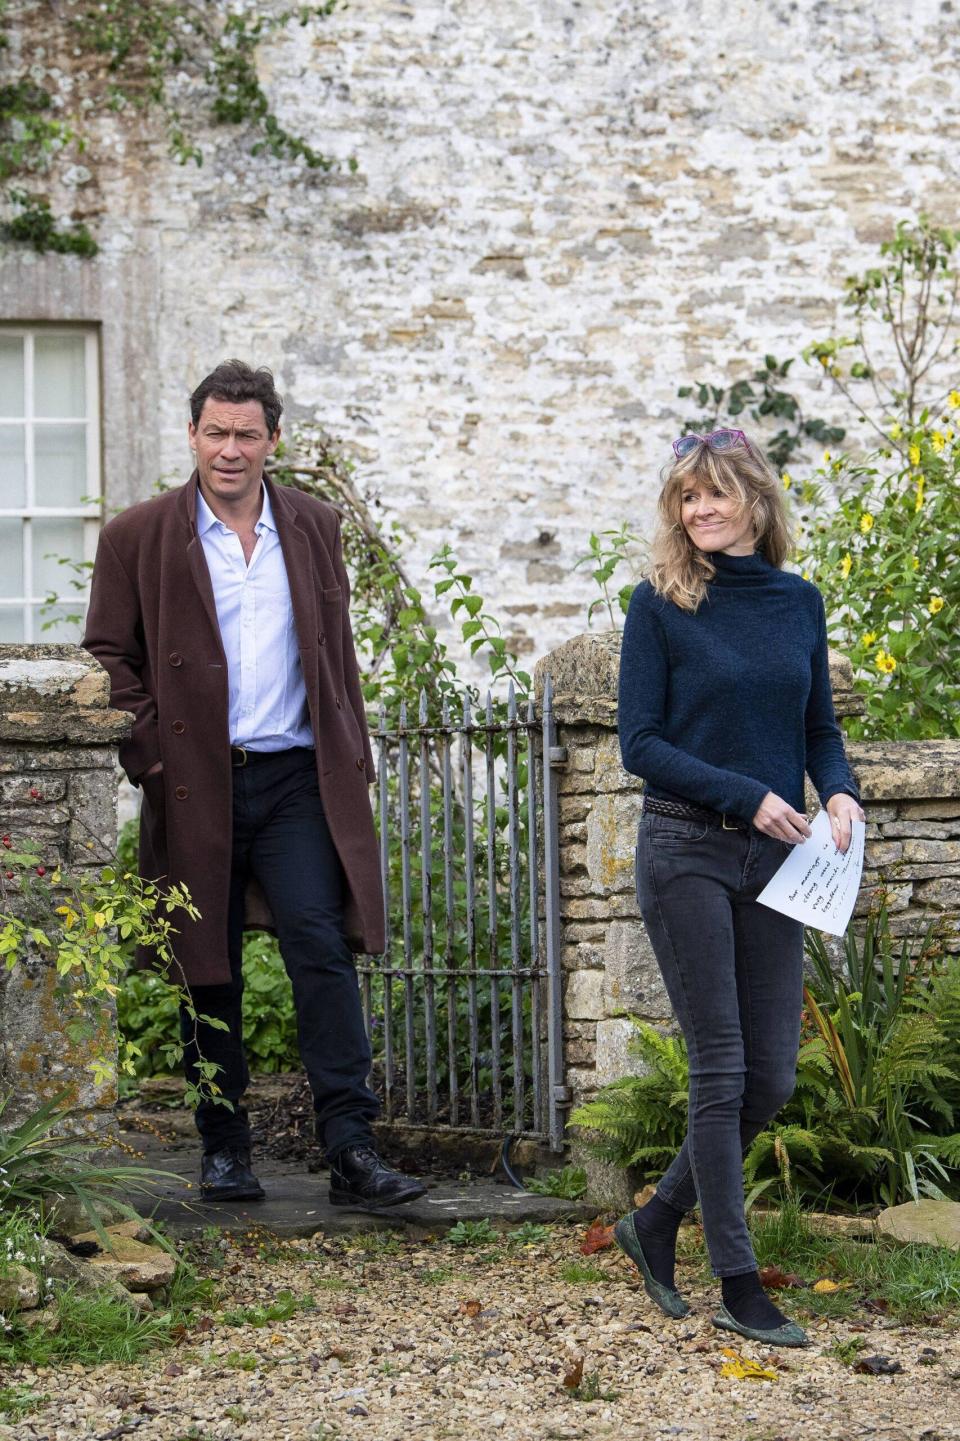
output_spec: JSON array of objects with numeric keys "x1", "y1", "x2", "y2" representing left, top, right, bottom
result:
[
  {"x1": 721, "y1": 814, "x2": 738, "y2": 830},
  {"x1": 233, "y1": 746, "x2": 248, "y2": 768}
]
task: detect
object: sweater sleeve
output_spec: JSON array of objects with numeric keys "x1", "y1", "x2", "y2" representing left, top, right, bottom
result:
[
  {"x1": 804, "y1": 591, "x2": 860, "y2": 806},
  {"x1": 617, "y1": 586, "x2": 770, "y2": 821}
]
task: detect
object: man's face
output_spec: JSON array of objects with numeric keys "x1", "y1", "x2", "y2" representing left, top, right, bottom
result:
[{"x1": 188, "y1": 397, "x2": 279, "y2": 507}]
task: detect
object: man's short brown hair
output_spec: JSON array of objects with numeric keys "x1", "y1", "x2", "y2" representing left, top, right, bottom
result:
[{"x1": 190, "y1": 360, "x2": 283, "y2": 435}]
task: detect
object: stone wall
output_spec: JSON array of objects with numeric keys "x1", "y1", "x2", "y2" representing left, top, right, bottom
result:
[
  {"x1": 0, "y1": 645, "x2": 130, "y2": 1128},
  {"x1": 534, "y1": 632, "x2": 960, "y2": 1120},
  {"x1": 3, "y1": 1, "x2": 959, "y2": 679}
]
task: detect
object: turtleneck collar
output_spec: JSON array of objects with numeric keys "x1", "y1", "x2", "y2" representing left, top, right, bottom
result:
[{"x1": 708, "y1": 549, "x2": 775, "y2": 585}]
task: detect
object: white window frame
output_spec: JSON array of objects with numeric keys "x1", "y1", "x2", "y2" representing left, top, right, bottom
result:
[{"x1": 0, "y1": 325, "x2": 102, "y2": 642}]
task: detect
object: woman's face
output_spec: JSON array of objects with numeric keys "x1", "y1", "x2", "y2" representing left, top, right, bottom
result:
[{"x1": 680, "y1": 478, "x2": 755, "y2": 555}]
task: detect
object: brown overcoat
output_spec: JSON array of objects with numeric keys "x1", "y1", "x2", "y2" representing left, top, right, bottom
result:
[{"x1": 83, "y1": 474, "x2": 385, "y2": 986}]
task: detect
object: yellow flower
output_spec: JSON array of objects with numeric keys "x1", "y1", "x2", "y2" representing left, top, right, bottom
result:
[
  {"x1": 947, "y1": 428, "x2": 955, "y2": 441},
  {"x1": 908, "y1": 443, "x2": 921, "y2": 466},
  {"x1": 931, "y1": 430, "x2": 945, "y2": 453},
  {"x1": 915, "y1": 475, "x2": 925, "y2": 512},
  {"x1": 859, "y1": 512, "x2": 874, "y2": 534},
  {"x1": 840, "y1": 552, "x2": 852, "y2": 579},
  {"x1": 875, "y1": 649, "x2": 897, "y2": 675},
  {"x1": 861, "y1": 630, "x2": 878, "y2": 646},
  {"x1": 929, "y1": 595, "x2": 945, "y2": 615},
  {"x1": 802, "y1": 569, "x2": 811, "y2": 581},
  {"x1": 888, "y1": 422, "x2": 903, "y2": 440},
  {"x1": 948, "y1": 390, "x2": 960, "y2": 409},
  {"x1": 823, "y1": 450, "x2": 832, "y2": 463},
  {"x1": 781, "y1": 471, "x2": 792, "y2": 489},
  {"x1": 913, "y1": 555, "x2": 920, "y2": 569}
]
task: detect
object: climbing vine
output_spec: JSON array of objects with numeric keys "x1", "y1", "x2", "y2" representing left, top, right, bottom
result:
[{"x1": 0, "y1": 0, "x2": 347, "y2": 253}]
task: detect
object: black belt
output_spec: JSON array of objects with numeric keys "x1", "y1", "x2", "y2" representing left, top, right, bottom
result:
[
  {"x1": 642, "y1": 796, "x2": 750, "y2": 833},
  {"x1": 230, "y1": 746, "x2": 275, "y2": 767}
]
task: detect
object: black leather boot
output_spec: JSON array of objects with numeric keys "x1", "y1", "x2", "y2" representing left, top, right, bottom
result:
[
  {"x1": 329, "y1": 1145, "x2": 426, "y2": 1209},
  {"x1": 200, "y1": 1147, "x2": 266, "y2": 1202}
]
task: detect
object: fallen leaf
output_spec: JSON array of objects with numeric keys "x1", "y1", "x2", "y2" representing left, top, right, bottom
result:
[
  {"x1": 759, "y1": 1265, "x2": 806, "y2": 1290},
  {"x1": 864, "y1": 1297, "x2": 890, "y2": 1315},
  {"x1": 326, "y1": 1347, "x2": 351, "y2": 1362},
  {"x1": 580, "y1": 1221, "x2": 615, "y2": 1256},
  {"x1": 460, "y1": 1299, "x2": 483, "y2": 1317},
  {"x1": 163, "y1": 1362, "x2": 184, "y2": 1378},
  {"x1": 812, "y1": 1278, "x2": 852, "y2": 1292},
  {"x1": 195, "y1": 1316, "x2": 214, "y2": 1333},
  {"x1": 719, "y1": 1350, "x2": 778, "y2": 1383},
  {"x1": 562, "y1": 1356, "x2": 585, "y2": 1390},
  {"x1": 853, "y1": 1354, "x2": 902, "y2": 1376},
  {"x1": 269, "y1": 1333, "x2": 284, "y2": 1344}
]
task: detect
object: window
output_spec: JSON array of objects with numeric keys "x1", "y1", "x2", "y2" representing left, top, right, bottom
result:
[{"x1": 0, "y1": 327, "x2": 101, "y2": 642}]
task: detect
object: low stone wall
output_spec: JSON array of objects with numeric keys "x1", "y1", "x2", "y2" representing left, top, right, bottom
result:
[
  {"x1": 534, "y1": 633, "x2": 960, "y2": 1123},
  {"x1": 0, "y1": 645, "x2": 131, "y2": 1129}
]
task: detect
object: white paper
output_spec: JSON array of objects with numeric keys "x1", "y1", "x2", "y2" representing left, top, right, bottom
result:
[{"x1": 756, "y1": 810, "x2": 865, "y2": 936}]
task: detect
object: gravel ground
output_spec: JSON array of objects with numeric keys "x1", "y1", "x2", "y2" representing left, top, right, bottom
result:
[{"x1": 5, "y1": 1226, "x2": 960, "y2": 1441}]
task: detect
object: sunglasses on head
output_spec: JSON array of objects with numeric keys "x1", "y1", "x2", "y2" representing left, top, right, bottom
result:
[{"x1": 672, "y1": 428, "x2": 749, "y2": 459}]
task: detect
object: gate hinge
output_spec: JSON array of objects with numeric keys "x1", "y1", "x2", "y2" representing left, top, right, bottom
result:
[
  {"x1": 552, "y1": 1084, "x2": 572, "y2": 1104},
  {"x1": 548, "y1": 746, "x2": 568, "y2": 768}
]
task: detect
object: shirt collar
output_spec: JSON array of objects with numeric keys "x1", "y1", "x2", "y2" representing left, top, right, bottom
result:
[{"x1": 196, "y1": 482, "x2": 275, "y2": 536}]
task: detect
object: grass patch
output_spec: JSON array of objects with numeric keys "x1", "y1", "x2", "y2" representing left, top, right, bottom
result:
[
  {"x1": 346, "y1": 1231, "x2": 402, "y2": 1257},
  {"x1": 748, "y1": 1204, "x2": 960, "y2": 1322},
  {"x1": 220, "y1": 1289, "x2": 314, "y2": 1327},
  {"x1": 0, "y1": 1386, "x2": 48, "y2": 1420},
  {"x1": 0, "y1": 1288, "x2": 174, "y2": 1367},
  {"x1": 420, "y1": 1267, "x2": 456, "y2": 1285},
  {"x1": 569, "y1": 1371, "x2": 618, "y2": 1402},
  {"x1": 560, "y1": 1262, "x2": 607, "y2": 1285}
]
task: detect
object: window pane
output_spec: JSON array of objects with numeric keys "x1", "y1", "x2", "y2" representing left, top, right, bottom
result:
[
  {"x1": 0, "y1": 519, "x2": 23, "y2": 597},
  {"x1": 0, "y1": 425, "x2": 26, "y2": 506},
  {"x1": 31, "y1": 602, "x2": 82, "y2": 643},
  {"x1": 0, "y1": 336, "x2": 24, "y2": 417},
  {"x1": 0, "y1": 606, "x2": 25, "y2": 641},
  {"x1": 31, "y1": 517, "x2": 86, "y2": 599},
  {"x1": 34, "y1": 334, "x2": 86, "y2": 418},
  {"x1": 35, "y1": 423, "x2": 88, "y2": 506}
]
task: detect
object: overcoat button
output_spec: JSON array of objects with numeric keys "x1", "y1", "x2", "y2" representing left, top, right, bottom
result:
[
  {"x1": 335, "y1": 695, "x2": 342, "y2": 709},
  {"x1": 172, "y1": 721, "x2": 186, "y2": 734},
  {"x1": 169, "y1": 652, "x2": 183, "y2": 667},
  {"x1": 356, "y1": 758, "x2": 365, "y2": 771},
  {"x1": 318, "y1": 632, "x2": 326, "y2": 646},
  {"x1": 174, "y1": 785, "x2": 189, "y2": 800}
]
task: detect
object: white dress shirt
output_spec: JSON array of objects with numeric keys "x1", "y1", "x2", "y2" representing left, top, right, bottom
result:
[{"x1": 196, "y1": 484, "x2": 313, "y2": 751}]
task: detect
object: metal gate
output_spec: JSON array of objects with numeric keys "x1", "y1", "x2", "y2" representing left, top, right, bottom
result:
[{"x1": 358, "y1": 679, "x2": 565, "y2": 1149}]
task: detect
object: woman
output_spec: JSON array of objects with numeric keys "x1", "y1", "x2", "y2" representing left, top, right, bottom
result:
[{"x1": 615, "y1": 428, "x2": 863, "y2": 1347}]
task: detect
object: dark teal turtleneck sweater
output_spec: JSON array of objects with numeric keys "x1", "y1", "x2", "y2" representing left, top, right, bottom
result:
[{"x1": 617, "y1": 550, "x2": 859, "y2": 823}]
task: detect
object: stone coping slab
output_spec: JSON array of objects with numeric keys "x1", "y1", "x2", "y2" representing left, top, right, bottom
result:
[{"x1": 123, "y1": 1134, "x2": 594, "y2": 1240}]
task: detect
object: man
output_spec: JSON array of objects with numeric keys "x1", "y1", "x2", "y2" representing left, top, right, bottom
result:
[{"x1": 84, "y1": 360, "x2": 424, "y2": 1209}]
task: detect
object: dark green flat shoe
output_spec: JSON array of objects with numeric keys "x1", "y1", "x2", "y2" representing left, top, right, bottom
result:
[
  {"x1": 614, "y1": 1213, "x2": 690, "y2": 1320},
  {"x1": 711, "y1": 1303, "x2": 810, "y2": 1348}
]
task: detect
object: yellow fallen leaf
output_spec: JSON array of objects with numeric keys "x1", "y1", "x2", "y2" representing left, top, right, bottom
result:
[
  {"x1": 269, "y1": 1333, "x2": 284, "y2": 1344},
  {"x1": 812, "y1": 1278, "x2": 852, "y2": 1293},
  {"x1": 720, "y1": 1352, "x2": 778, "y2": 1382}
]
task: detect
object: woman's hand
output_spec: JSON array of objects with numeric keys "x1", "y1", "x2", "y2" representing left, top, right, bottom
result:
[
  {"x1": 826, "y1": 792, "x2": 865, "y2": 854},
  {"x1": 752, "y1": 792, "x2": 813, "y2": 844}
]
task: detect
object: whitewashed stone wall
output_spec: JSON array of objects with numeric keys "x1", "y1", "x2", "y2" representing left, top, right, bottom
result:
[{"x1": 2, "y1": 1, "x2": 959, "y2": 675}]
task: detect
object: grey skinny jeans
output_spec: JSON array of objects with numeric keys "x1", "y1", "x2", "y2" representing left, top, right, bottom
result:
[{"x1": 635, "y1": 810, "x2": 804, "y2": 1277}]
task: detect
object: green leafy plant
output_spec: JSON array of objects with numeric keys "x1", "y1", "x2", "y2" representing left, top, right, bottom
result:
[
  {"x1": 508, "y1": 1222, "x2": 552, "y2": 1246},
  {"x1": 524, "y1": 1166, "x2": 588, "y2": 1200},
  {"x1": 569, "y1": 1027, "x2": 689, "y2": 1173},
  {"x1": 573, "y1": 526, "x2": 642, "y2": 628},
  {"x1": 0, "y1": 1091, "x2": 175, "y2": 1232},
  {"x1": 220, "y1": 1288, "x2": 314, "y2": 1328},
  {"x1": 446, "y1": 1218, "x2": 498, "y2": 1248}
]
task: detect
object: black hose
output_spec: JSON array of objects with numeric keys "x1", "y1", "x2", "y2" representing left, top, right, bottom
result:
[{"x1": 500, "y1": 1133, "x2": 528, "y2": 1191}]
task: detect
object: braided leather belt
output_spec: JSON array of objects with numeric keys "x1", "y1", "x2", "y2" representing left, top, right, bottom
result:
[{"x1": 642, "y1": 795, "x2": 749, "y2": 833}]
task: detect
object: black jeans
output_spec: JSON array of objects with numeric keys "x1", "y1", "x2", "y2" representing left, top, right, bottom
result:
[
  {"x1": 635, "y1": 811, "x2": 804, "y2": 1277},
  {"x1": 180, "y1": 747, "x2": 379, "y2": 1159}
]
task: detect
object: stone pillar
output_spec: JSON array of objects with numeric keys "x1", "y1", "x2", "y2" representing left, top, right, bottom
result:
[
  {"x1": 533, "y1": 632, "x2": 960, "y2": 1201},
  {"x1": 0, "y1": 645, "x2": 131, "y2": 1129}
]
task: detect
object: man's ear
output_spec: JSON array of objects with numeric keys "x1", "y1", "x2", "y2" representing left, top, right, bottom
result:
[
  {"x1": 267, "y1": 427, "x2": 281, "y2": 455},
  {"x1": 187, "y1": 421, "x2": 197, "y2": 453}
]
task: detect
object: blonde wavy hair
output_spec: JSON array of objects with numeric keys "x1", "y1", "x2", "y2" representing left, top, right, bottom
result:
[{"x1": 649, "y1": 438, "x2": 791, "y2": 612}]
